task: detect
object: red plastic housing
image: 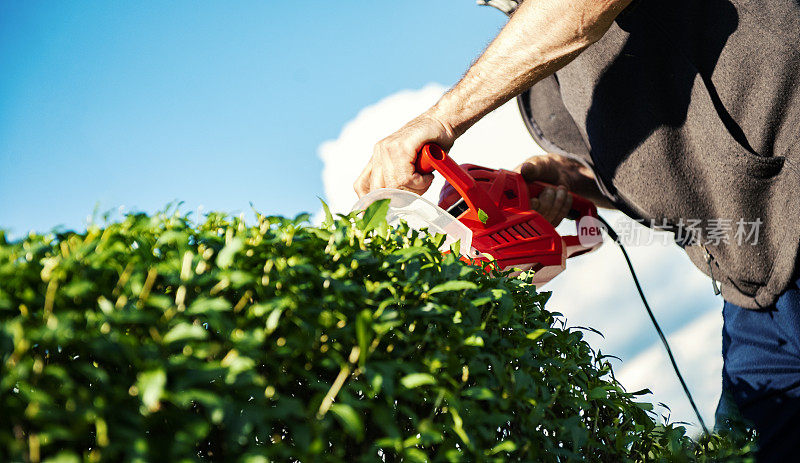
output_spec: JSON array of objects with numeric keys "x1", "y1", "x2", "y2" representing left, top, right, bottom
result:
[{"x1": 416, "y1": 144, "x2": 601, "y2": 282}]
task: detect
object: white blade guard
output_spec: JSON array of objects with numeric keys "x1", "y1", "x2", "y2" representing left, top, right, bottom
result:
[{"x1": 352, "y1": 189, "x2": 474, "y2": 258}]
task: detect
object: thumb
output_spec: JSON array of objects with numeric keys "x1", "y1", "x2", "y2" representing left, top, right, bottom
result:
[
  {"x1": 407, "y1": 172, "x2": 434, "y2": 195},
  {"x1": 519, "y1": 158, "x2": 560, "y2": 185},
  {"x1": 519, "y1": 161, "x2": 541, "y2": 180}
]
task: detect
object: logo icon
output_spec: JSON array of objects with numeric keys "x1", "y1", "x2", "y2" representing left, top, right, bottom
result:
[{"x1": 577, "y1": 216, "x2": 605, "y2": 247}]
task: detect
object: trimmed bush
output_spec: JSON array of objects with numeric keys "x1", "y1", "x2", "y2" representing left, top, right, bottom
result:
[{"x1": 0, "y1": 204, "x2": 754, "y2": 462}]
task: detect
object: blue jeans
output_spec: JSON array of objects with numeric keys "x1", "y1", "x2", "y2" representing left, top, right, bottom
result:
[{"x1": 715, "y1": 277, "x2": 800, "y2": 461}]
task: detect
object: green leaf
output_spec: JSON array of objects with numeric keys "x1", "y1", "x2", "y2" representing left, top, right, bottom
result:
[
  {"x1": 463, "y1": 335, "x2": 484, "y2": 346},
  {"x1": 187, "y1": 297, "x2": 231, "y2": 314},
  {"x1": 355, "y1": 309, "x2": 371, "y2": 366},
  {"x1": 589, "y1": 386, "x2": 608, "y2": 400},
  {"x1": 359, "y1": 198, "x2": 390, "y2": 233},
  {"x1": 449, "y1": 239, "x2": 463, "y2": 257},
  {"x1": 488, "y1": 440, "x2": 518, "y2": 455},
  {"x1": 329, "y1": 403, "x2": 364, "y2": 441},
  {"x1": 463, "y1": 387, "x2": 494, "y2": 400},
  {"x1": 97, "y1": 296, "x2": 114, "y2": 315},
  {"x1": 216, "y1": 237, "x2": 244, "y2": 269},
  {"x1": 431, "y1": 233, "x2": 447, "y2": 249},
  {"x1": 449, "y1": 407, "x2": 472, "y2": 448},
  {"x1": 428, "y1": 280, "x2": 478, "y2": 294},
  {"x1": 526, "y1": 328, "x2": 550, "y2": 341},
  {"x1": 63, "y1": 280, "x2": 93, "y2": 299},
  {"x1": 137, "y1": 369, "x2": 166, "y2": 412},
  {"x1": 42, "y1": 451, "x2": 81, "y2": 463},
  {"x1": 393, "y1": 246, "x2": 432, "y2": 262},
  {"x1": 239, "y1": 456, "x2": 269, "y2": 463},
  {"x1": 400, "y1": 373, "x2": 436, "y2": 389},
  {"x1": 265, "y1": 308, "x2": 283, "y2": 335},
  {"x1": 163, "y1": 323, "x2": 208, "y2": 344},
  {"x1": 319, "y1": 197, "x2": 334, "y2": 227},
  {"x1": 477, "y1": 208, "x2": 489, "y2": 224},
  {"x1": 403, "y1": 448, "x2": 429, "y2": 462}
]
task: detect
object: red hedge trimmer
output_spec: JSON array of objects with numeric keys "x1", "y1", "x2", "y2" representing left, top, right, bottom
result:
[
  {"x1": 353, "y1": 142, "x2": 710, "y2": 435},
  {"x1": 353, "y1": 143, "x2": 603, "y2": 284}
]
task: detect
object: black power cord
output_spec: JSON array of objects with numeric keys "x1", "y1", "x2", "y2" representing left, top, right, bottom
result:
[{"x1": 596, "y1": 215, "x2": 711, "y2": 436}]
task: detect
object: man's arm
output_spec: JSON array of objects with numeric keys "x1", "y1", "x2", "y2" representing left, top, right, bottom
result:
[
  {"x1": 354, "y1": 0, "x2": 632, "y2": 198},
  {"x1": 430, "y1": 0, "x2": 631, "y2": 137}
]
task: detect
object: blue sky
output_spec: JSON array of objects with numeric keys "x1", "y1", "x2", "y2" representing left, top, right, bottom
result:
[{"x1": 0, "y1": 1, "x2": 507, "y2": 236}]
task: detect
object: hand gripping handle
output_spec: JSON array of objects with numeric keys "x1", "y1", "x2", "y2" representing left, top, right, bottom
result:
[
  {"x1": 526, "y1": 181, "x2": 602, "y2": 257},
  {"x1": 415, "y1": 144, "x2": 503, "y2": 226},
  {"x1": 526, "y1": 181, "x2": 597, "y2": 222}
]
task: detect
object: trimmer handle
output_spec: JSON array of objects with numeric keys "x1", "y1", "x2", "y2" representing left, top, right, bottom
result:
[
  {"x1": 527, "y1": 181, "x2": 601, "y2": 258},
  {"x1": 526, "y1": 181, "x2": 597, "y2": 222},
  {"x1": 414, "y1": 144, "x2": 440, "y2": 175},
  {"x1": 414, "y1": 143, "x2": 504, "y2": 226}
]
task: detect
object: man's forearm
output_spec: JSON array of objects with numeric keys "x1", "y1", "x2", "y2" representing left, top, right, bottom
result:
[{"x1": 430, "y1": 0, "x2": 632, "y2": 137}]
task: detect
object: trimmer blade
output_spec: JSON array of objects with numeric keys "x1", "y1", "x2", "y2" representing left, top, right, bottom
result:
[{"x1": 352, "y1": 189, "x2": 474, "y2": 258}]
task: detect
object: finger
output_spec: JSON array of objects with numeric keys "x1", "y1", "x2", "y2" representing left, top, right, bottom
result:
[
  {"x1": 407, "y1": 172, "x2": 434, "y2": 195},
  {"x1": 370, "y1": 160, "x2": 386, "y2": 193},
  {"x1": 519, "y1": 162, "x2": 541, "y2": 182},
  {"x1": 380, "y1": 151, "x2": 406, "y2": 189},
  {"x1": 523, "y1": 156, "x2": 563, "y2": 185},
  {"x1": 354, "y1": 161, "x2": 373, "y2": 198},
  {"x1": 551, "y1": 187, "x2": 567, "y2": 224},
  {"x1": 385, "y1": 140, "x2": 420, "y2": 189},
  {"x1": 529, "y1": 197, "x2": 540, "y2": 212},
  {"x1": 550, "y1": 186, "x2": 572, "y2": 226},
  {"x1": 365, "y1": 145, "x2": 388, "y2": 193},
  {"x1": 538, "y1": 188, "x2": 557, "y2": 222}
]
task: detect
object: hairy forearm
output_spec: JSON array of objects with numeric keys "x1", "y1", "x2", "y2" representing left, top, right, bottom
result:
[{"x1": 430, "y1": 0, "x2": 631, "y2": 137}]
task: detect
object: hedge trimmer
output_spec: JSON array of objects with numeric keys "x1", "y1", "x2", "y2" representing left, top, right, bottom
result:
[
  {"x1": 353, "y1": 142, "x2": 711, "y2": 435},
  {"x1": 353, "y1": 143, "x2": 603, "y2": 285}
]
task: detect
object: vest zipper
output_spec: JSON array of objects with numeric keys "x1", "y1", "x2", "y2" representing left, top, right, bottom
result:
[{"x1": 704, "y1": 246, "x2": 722, "y2": 296}]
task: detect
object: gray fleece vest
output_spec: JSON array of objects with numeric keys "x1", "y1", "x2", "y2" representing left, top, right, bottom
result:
[{"x1": 513, "y1": 0, "x2": 800, "y2": 309}]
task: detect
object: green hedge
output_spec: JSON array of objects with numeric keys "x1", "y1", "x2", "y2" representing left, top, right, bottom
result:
[{"x1": 0, "y1": 203, "x2": 754, "y2": 462}]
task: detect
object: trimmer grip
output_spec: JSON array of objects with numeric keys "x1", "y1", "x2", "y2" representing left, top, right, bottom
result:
[
  {"x1": 414, "y1": 144, "x2": 503, "y2": 225},
  {"x1": 566, "y1": 194, "x2": 597, "y2": 222},
  {"x1": 415, "y1": 144, "x2": 440, "y2": 175},
  {"x1": 526, "y1": 181, "x2": 597, "y2": 222}
]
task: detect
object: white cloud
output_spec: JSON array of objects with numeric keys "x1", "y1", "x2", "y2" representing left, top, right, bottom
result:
[
  {"x1": 318, "y1": 84, "x2": 723, "y2": 434},
  {"x1": 617, "y1": 310, "x2": 723, "y2": 434}
]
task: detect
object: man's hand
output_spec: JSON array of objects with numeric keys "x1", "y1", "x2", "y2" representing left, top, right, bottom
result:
[
  {"x1": 517, "y1": 153, "x2": 615, "y2": 225},
  {"x1": 353, "y1": 111, "x2": 456, "y2": 198},
  {"x1": 516, "y1": 154, "x2": 576, "y2": 226}
]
